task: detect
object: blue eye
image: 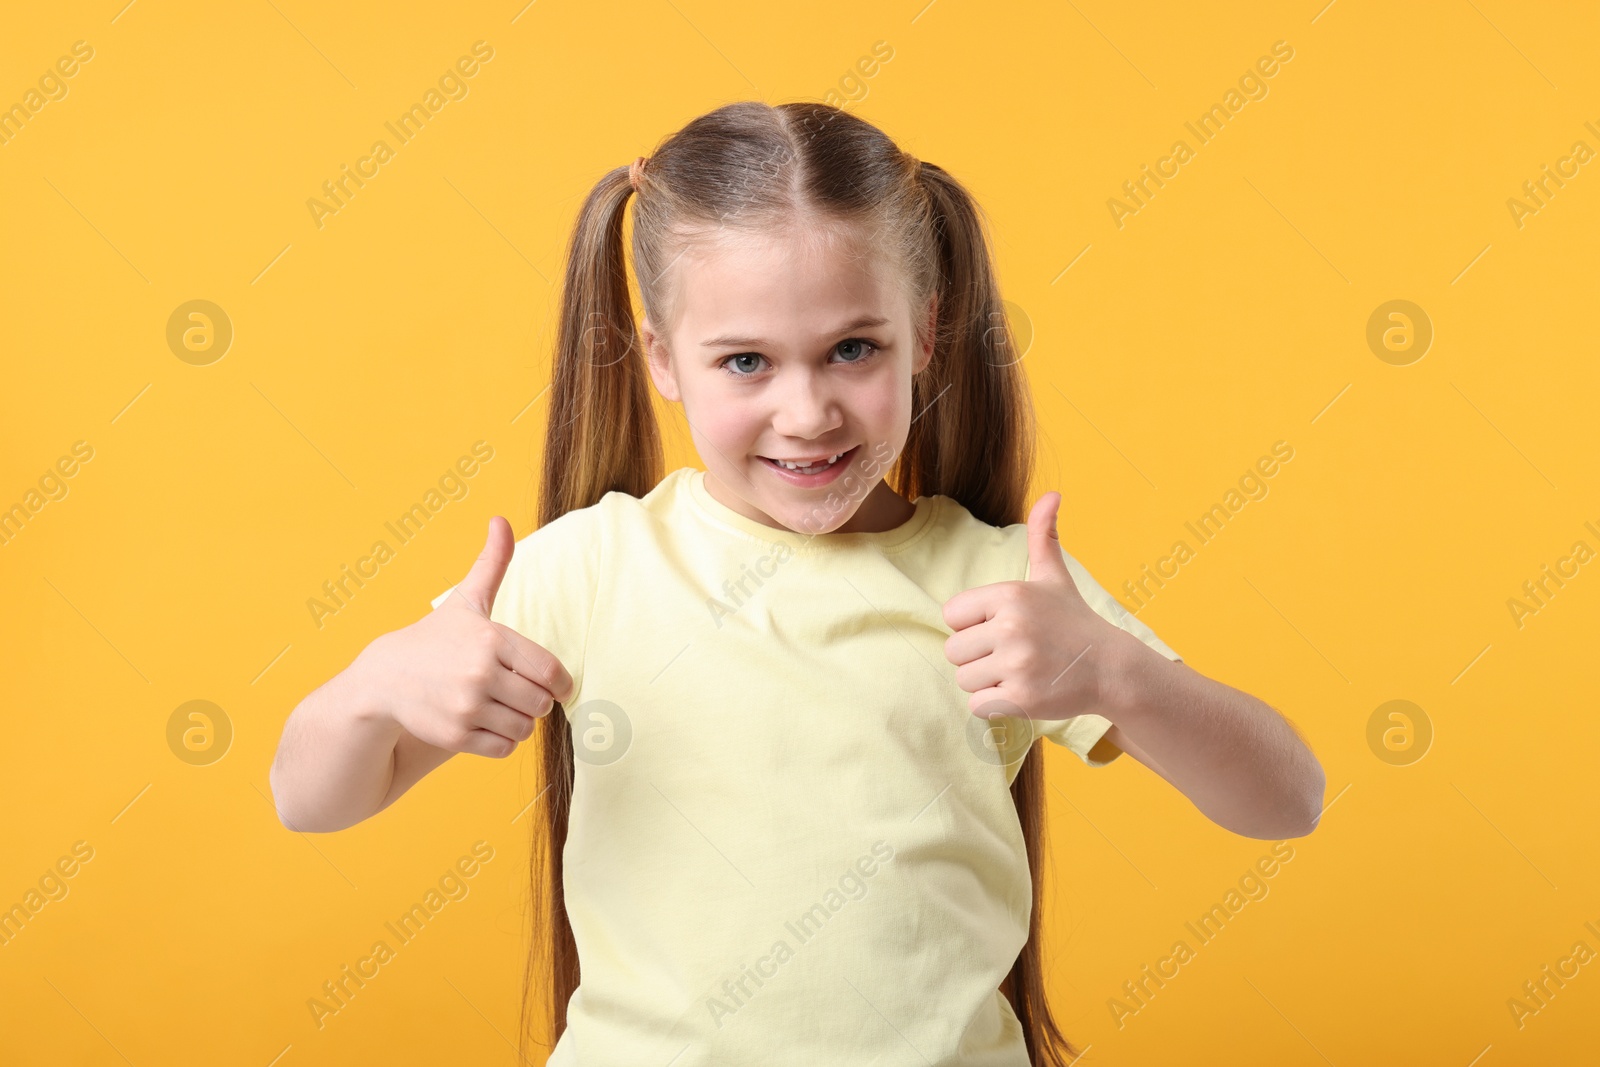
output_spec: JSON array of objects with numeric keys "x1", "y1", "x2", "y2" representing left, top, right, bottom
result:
[
  {"x1": 718, "y1": 339, "x2": 881, "y2": 378},
  {"x1": 833, "y1": 338, "x2": 879, "y2": 363},
  {"x1": 721, "y1": 353, "x2": 766, "y2": 377}
]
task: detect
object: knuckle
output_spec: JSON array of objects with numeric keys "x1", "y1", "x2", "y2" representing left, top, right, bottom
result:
[
  {"x1": 464, "y1": 661, "x2": 495, "y2": 692},
  {"x1": 473, "y1": 633, "x2": 503, "y2": 665}
]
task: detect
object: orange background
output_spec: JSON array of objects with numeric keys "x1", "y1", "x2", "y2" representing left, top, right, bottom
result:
[{"x1": 3, "y1": 1, "x2": 1597, "y2": 1064}]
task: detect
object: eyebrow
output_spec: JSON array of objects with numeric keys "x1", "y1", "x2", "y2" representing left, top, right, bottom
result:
[{"x1": 699, "y1": 315, "x2": 892, "y2": 349}]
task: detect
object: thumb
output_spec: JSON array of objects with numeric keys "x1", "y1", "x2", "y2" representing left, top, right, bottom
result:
[
  {"x1": 455, "y1": 516, "x2": 514, "y2": 617},
  {"x1": 1027, "y1": 492, "x2": 1071, "y2": 583}
]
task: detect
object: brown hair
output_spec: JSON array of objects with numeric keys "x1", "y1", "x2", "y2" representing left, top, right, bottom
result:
[{"x1": 523, "y1": 100, "x2": 1076, "y2": 1064}]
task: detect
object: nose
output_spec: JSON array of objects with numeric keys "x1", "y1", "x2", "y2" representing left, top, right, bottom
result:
[{"x1": 768, "y1": 366, "x2": 842, "y2": 441}]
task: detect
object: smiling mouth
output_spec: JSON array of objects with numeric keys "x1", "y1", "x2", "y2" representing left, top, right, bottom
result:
[{"x1": 758, "y1": 446, "x2": 857, "y2": 476}]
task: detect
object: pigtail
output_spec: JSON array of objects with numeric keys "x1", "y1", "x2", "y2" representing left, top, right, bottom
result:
[
  {"x1": 896, "y1": 161, "x2": 1037, "y2": 527},
  {"x1": 1009, "y1": 744, "x2": 1076, "y2": 1066},
  {"x1": 542, "y1": 167, "x2": 665, "y2": 517},
  {"x1": 905, "y1": 161, "x2": 1077, "y2": 1067},
  {"x1": 521, "y1": 163, "x2": 663, "y2": 1061}
]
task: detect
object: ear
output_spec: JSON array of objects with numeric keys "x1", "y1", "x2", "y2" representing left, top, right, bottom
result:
[
  {"x1": 641, "y1": 315, "x2": 681, "y2": 402},
  {"x1": 913, "y1": 294, "x2": 938, "y2": 375}
]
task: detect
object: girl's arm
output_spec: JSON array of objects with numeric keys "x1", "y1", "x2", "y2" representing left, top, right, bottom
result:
[
  {"x1": 945, "y1": 494, "x2": 1325, "y2": 839},
  {"x1": 269, "y1": 645, "x2": 414, "y2": 833},
  {"x1": 270, "y1": 638, "x2": 482, "y2": 832},
  {"x1": 1096, "y1": 638, "x2": 1326, "y2": 840},
  {"x1": 270, "y1": 518, "x2": 571, "y2": 833}
]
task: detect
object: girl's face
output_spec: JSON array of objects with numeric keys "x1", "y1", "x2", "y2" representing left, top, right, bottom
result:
[{"x1": 643, "y1": 227, "x2": 935, "y2": 535}]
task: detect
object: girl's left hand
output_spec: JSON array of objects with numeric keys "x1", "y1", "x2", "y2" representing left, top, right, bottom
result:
[{"x1": 941, "y1": 492, "x2": 1127, "y2": 720}]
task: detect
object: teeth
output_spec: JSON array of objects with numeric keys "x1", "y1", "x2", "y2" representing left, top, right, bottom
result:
[{"x1": 775, "y1": 452, "x2": 844, "y2": 471}]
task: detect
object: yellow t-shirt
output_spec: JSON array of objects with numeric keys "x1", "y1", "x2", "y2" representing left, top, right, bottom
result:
[{"x1": 430, "y1": 467, "x2": 1180, "y2": 1065}]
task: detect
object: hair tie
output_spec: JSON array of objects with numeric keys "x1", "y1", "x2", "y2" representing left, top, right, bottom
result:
[{"x1": 629, "y1": 155, "x2": 648, "y2": 192}]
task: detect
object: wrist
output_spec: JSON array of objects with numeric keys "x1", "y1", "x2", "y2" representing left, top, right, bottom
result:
[
  {"x1": 1098, "y1": 627, "x2": 1165, "y2": 725},
  {"x1": 343, "y1": 637, "x2": 405, "y2": 740}
]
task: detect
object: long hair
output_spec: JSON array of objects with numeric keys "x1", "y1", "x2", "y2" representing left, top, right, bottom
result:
[{"x1": 522, "y1": 100, "x2": 1076, "y2": 1065}]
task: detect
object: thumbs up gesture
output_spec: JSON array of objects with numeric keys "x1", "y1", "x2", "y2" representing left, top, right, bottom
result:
[
  {"x1": 941, "y1": 492, "x2": 1122, "y2": 721},
  {"x1": 362, "y1": 516, "x2": 576, "y2": 758},
  {"x1": 447, "y1": 514, "x2": 520, "y2": 618}
]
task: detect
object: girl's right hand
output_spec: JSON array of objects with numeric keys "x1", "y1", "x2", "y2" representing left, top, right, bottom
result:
[{"x1": 360, "y1": 516, "x2": 576, "y2": 759}]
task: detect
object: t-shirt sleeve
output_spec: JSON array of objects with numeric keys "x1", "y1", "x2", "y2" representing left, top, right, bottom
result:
[
  {"x1": 1025, "y1": 542, "x2": 1182, "y2": 766},
  {"x1": 428, "y1": 505, "x2": 603, "y2": 705}
]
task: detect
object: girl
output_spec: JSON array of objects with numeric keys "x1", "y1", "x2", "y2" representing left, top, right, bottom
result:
[{"x1": 271, "y1": 101, "x2": 1324, "y2": 1066}]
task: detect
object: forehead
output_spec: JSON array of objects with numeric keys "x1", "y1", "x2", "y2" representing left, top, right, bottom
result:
[{"x1": 668, "y1": 226, "x2": 905, "y2": 345}]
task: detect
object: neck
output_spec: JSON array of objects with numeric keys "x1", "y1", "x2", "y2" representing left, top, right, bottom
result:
[{"x1": 831, "y1": 478, "x2": 915, "y2": 534}]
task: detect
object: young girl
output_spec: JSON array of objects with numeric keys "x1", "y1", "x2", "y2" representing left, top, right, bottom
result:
[{"x1": 271, "y1": 101, "x2": 1324, "y2": 1066}]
